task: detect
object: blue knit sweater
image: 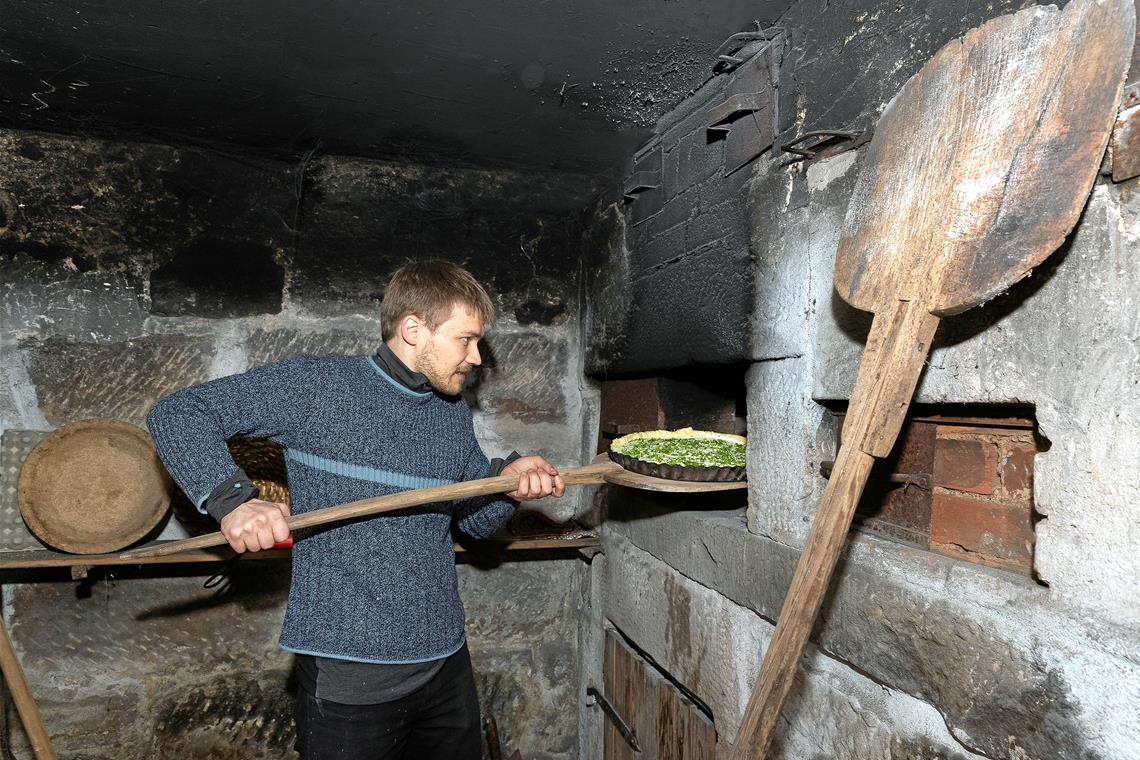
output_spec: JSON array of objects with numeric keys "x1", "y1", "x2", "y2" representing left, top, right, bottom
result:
[{"x1": 146, "y1": 353, "x2": 516, "y2": 663}]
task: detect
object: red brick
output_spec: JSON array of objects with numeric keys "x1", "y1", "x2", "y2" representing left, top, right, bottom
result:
[
  {"x1": 933, "y1": 436, "x2": 997, "y2": 495},
  {"x1": 1002, "y1": 444, "x2": 1036, "y2": 497},
  {"x1": 930, "y1": 492, "x2": 1034, "y2": 574},
  {"x1": 598, "y1": 378, "x2": 664, "y2": 450}
]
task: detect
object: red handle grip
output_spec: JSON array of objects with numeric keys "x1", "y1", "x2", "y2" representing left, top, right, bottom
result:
[{"x1": 272, "y1": 534, "x2": 294, "y2": 549}]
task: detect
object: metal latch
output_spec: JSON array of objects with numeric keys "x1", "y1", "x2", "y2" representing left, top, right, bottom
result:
[
  {"x1": 819, "y1": 460, "x2": 932, "y2": 490},
  {"x1": 586, "y1": 685, "x2": 641, "y2": 753}
]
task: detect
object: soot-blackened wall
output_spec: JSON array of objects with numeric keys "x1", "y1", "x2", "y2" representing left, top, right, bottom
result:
[{"x1": 0, "y1": 128, "x2": 601, "y2": 759}]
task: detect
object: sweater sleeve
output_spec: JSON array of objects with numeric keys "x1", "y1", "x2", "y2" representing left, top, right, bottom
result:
[
  {"x1": 453, "y1": 443, "x2": 517, "y2": 539},
  {"x1": 146, "y1": 356, "x2": 311, "y2": 517}
]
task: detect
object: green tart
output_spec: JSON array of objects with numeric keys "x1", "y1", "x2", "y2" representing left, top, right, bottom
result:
[{"x1": 609, "y1": 427, "x2": 747, "y2": 482}]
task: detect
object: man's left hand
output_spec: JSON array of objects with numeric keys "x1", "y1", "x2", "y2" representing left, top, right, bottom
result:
[{"x1": 502, "y1": 456, "x2": 566, "y2": 501}]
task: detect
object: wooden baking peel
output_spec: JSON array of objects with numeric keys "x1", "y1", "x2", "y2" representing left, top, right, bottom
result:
[
  {"x1": 119, "y1": 455, "x2": 744, "y2": 559},
  {"x1": 731, "y1": 0, "x2": 1134, "y2": 756}
]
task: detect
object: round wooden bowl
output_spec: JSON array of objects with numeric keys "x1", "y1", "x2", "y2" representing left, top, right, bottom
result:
[{"x1": 17, "y1": 419, "x2": 172, "y2": 554}]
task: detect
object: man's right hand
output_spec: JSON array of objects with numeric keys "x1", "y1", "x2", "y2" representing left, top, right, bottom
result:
[{"x1": 219, "y1": 499, "x2": 291, "y2": 553}]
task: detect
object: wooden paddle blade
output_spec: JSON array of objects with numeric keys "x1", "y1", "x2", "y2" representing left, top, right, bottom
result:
[{"x1": 835, "y1": 0, "x2": 1134, "y2": 317}]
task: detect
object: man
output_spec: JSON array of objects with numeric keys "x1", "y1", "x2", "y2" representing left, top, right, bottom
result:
[{"x1": 147, "y1": 260, "x2": 565, "y2": 760}]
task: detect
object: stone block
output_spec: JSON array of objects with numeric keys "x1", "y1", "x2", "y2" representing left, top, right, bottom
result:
[
  {"x1": 583, "y1": 204, "x2": 633, "y2": 375},
  {"x1": 746, "y1": 358, "x2": 828, "y2": 546},
  {"x1": 614, "y1": 242, "x2": 752, "y2": 371},
  {"x1": 606, "y1": 506, "x2": 1140, "y2": 758},
  {"x1": 475, "y1": 331, "x2": 569, "y2": 422},
  {"x1": 0, "y1": 256, "x2": 146, "y2": 341},
  {"x1": 462, "y1": 559, "x2": 581, "y2": 760},
  {"x1": 601, "y1": 531, "x2": 767, "y2": 746},
  {"x1": 23, "y1": 335, "x2": 215, "y2": 426},
  {"x1": 149, "y1": 672, "x2": 296, "y2": 759},
  {"x1": 459, "y1": 559, "x2": 580, "y2": 644},
  {"x1": 600, "y1": 532, "x2": 1016, "y2": 759},
  {"x1": 291, "y1": 157, "x2": 591, "y2": 317},
  {"x1": 243, "y1": 327, "x2": 379, "y2": 369},
  {"x1": 11, "y1": 568, "x2": 290, "y2": 673},
  {"x1": 631, "y1": 221, "x2": 683, "y2": 274},
  {"x1": 683, "y1": 194, "x2": 750, "y2": 260},
  {"x1": 933, "y1": 435, "x2": 996, "y2": 495},
  {"x1": 471, "y1": 645, "x2": 577, "y2": 760},
  {"x1": 0, "y1": 130, "x2": 295, "y2": 273},
  {"x1": 8, "y1": 691, "x2": 148, "y2": 760},
  {"x1": 8, "y1": 564, "x2": 294, "y2": 759},
  {"x1": 640, "y1": 187, "x2": 699, "y2": 240},
  {"x1": 929, "y1": 491, "x2": 1034, "y2": 574},
  {"x1": 663, "y1": 124, "x2": 722, "y2": 199},
  {"x1": 149, "y1": 238, "x2": 284, "y2": 318},
  {"x1": 754, "y1": 150, "x2": 859, "y2": 366}
]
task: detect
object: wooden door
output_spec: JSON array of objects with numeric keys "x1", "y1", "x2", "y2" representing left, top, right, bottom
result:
[{"x1": 602, "y1": 627, "x2": 716, "y2": 760}]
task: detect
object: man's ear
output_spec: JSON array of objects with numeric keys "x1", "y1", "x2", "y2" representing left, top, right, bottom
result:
[{"x1": 398, "y1": 314, "x2": 423, "y2": 346}]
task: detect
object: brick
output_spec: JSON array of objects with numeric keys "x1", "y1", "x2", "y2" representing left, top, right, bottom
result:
[
  {"x1": 930, "y1": 492, "x2": 1034, "y2": 574},
  {"x1": 599, "y1": 378, "x2": 663, "y2": 438},
  {"x1": 640, "y1": 188, "x2": 699, "y2": 240},
  {"x1": 663, "y1": 125, "x2": 722, "y2": 197},
  {"x1": 1001, "y1": 444, "x2": 1036, "y2": 497},
  {"x1": 933, "y1": 435, "x2": 997, "y2": 495}
]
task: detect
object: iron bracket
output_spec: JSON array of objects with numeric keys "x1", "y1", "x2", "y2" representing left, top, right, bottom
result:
[
  {"x1": 623, "y1": 143, "x2": 665, "y2": 225},
  {"x1": 705, "y1": 41, "x2": 780, "y2": 176},
  {"x1": 707, "y1": 93, "x2": 767, "y2": 134},
  {"x1": 712, "y1": 23, "x2": 784, "y2": 73},
  {"x1": 586, "y1": 685, "x2": 641, "y2": 753},
  {"x1": 622, "y1": 171, "x2": 661, "y2": 202},
  {"x1": 779, "y1": 129, "x2": 868, "y2": 166}
]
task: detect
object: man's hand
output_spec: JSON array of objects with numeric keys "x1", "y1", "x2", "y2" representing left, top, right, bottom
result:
[
  {"x1": 218, "y1": 499, "x2": 291, "y2": 553},
  {"x1": 502, "y1": 456, "x2": 566, "y2": 501}
]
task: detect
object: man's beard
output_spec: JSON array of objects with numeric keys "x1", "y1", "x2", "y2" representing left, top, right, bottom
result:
[{"x1": 417, "y1": 342, "x2": 472, "y2": 395}]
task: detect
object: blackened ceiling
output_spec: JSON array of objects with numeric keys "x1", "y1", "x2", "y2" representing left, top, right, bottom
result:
[{"x1": 0, "y1": 1, "x2": 794, "y2": 176}]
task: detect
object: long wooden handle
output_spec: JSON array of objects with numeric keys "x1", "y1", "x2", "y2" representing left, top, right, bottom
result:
[
  {"x1": 120, "y1": 460, "x2": 618, "y2": 560},
  {"x1": 0, "y1": 620, "x2": 56, "y2": 760},
  {"x1": 732, "y1": 301, "x2": 939, "y2": 758}
]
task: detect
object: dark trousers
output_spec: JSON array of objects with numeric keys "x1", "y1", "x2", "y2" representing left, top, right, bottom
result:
[{"x1": 293, "y1": 645, "x2": 482, "y2": 760}]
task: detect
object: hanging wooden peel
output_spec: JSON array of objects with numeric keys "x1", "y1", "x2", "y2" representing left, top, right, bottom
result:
[{"x1": 731, "y1": 0, "x2": 1134, "y2": 756}]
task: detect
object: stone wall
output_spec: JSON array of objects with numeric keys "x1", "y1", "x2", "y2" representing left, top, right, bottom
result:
[
  {"x1": 0, "y1": 127, "x2": 600, "y2": 758},
  {"x1": 590, "y1": 1, "x2": 1140, "y2": 759}
]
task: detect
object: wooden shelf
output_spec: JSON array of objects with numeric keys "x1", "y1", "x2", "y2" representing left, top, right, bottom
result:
[{"x1": 0, "y1": 535, "x2": 599, "y2": 571}]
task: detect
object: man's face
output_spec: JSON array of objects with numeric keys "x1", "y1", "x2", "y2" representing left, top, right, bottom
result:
[{"x1": 414, "y1": 303, "x2": 484, "y2": 396}]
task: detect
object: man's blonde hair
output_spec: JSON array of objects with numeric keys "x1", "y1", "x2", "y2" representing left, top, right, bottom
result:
[{"x1": 380, "y1": 260, "x2": 495, "y2": 341}]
